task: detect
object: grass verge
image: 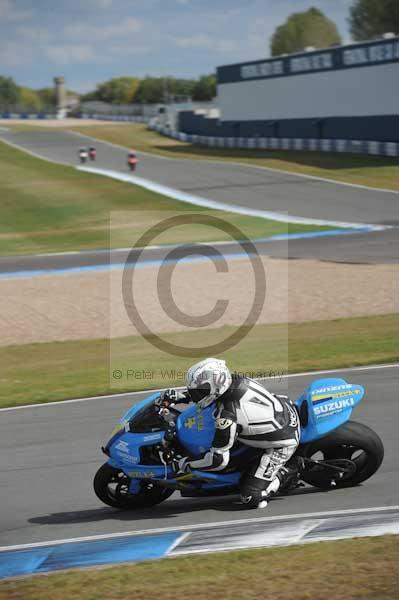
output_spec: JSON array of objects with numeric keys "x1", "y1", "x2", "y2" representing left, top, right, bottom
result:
[
  {"x1": 66, "y1": 122, "x2": 399, "y2": 191},
  {"x1": 1, "y1": 314, "x2": 398, "y2": 408},
  {"x1": 1, "y1": 535, "x2": 398, "y2": 600},
  {"x1": 0, "y1": 139, "x2": 330, "y2": 256}
]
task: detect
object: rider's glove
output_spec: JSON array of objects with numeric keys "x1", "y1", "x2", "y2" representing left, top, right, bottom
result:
[
  {"x1": 156, "y1": 389, "x2": 179, "y2": 410},
  {"x1": 156, "y1": 390, "x2": 176, "y2": 420},
  {"x1": 160, "y1": 389, "x2": 190, "y2": 405},
  {"x1": 162, "y1": 388, "x2": 179, "y2": 403}
]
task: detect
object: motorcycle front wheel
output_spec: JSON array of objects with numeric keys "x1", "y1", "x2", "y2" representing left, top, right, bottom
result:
[
  {"x1": 299, "y1": 420, "x2": 384, "y2": 490},
  {"x1": 93, "y1": 463, "x2": 174, "y2": 509}
]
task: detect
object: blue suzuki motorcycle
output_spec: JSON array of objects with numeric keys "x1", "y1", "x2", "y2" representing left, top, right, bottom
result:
[{"x1": 94, "y1": 377, "x2": 384, "y2": 509}]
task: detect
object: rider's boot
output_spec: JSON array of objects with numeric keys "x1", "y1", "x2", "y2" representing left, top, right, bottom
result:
[{"x1": 240, "y1": 476, "x2": 280, "y2": 509}]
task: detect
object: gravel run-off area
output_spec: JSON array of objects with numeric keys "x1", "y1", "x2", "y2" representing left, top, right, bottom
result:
[{"x1": 1, "y1": 256, "x2": 398, "y2": 346}]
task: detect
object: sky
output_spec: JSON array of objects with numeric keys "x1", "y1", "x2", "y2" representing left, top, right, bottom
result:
[{"x1": 0, "y1": 0, "x2": 354, "y2": 92}]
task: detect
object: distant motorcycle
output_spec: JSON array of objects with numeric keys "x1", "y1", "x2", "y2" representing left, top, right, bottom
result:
[
  {"x1": 127, "y1": 152, "x2": 138, "y2": 172},
  {"x1": 94, "y1": 377, "x2": 384, "y2": 509},
  {"x1": 89, "y1": 147, "x2": 97, "y2": 161},
  {"x1": 78, "y1": 148, "x2": 88, "y2": 164}
]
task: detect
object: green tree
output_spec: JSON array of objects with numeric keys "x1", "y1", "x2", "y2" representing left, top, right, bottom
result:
[
  {"x1": 192, "y1": 74, "x2": 216, "y2": 101},
  {"x1": 349, "y1": 0, "x2": 399, "y2": 40},
  {"x1": 0, "y1": 76, "x2": 20, "y2": 108},
  {"x1": 133, "y1": 77, "x2": 163, "y2": 103},
  {"x1": 271, "y1": 7, "x2": 342, "y2": 56},
  {"x1": 134, "y1": 77, "x2": 196, "y2": 104},
  {"x1": 19, "y1": 87, "x2": 42, "y2": 111},
  {"x1": 169, "y1": 77, "x2": 196, "y2": 99},
  {"x1": 82, "y1": 74, "x2": 215, "y2": 106},
  {"x1": 36, "y1": 87, "x2": 56, "y2": 108},
  {"x1": 85, "y1": 77, "x2": 140, "y2": 104}
]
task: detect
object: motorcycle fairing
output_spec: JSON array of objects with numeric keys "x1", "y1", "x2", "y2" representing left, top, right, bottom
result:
[
  {"x1": 104, "y1": 379, "x2": 364, "y2": 491},
  {"x1": 107, "y1": 429, "x2": 165, "y2": 471},
  {"x1": 119, "y1": 392, "x2": 161, "y2": 425},
  {"x1": 175, "y1": 403, "x2": 217, "y2": 456},
  {"x1": 117, "y1": 393, "x2": 218, "y2": 458},
  {"x1": 105, "y1": 392, "x2": 165, "y2": 472},
  {"x1": 295, "y1": 377, "x2": 364, "y2": 444},
  {"x1": 107, "y1": 430, "x2": 241, "y2": 489},
  {"x1": 105, "y1": 394, "x2": 240, "y2": 487},
  {"x1": 106, "y1": 392, "x2": 160, "y2": 444}
]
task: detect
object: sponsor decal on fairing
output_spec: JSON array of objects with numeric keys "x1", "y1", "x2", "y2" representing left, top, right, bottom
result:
[{"x1": 314, "y1": 397, "x2": 355, "y2": 419}]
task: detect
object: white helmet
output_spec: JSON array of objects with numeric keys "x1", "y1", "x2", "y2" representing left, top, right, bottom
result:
[{"x1": 186, "y1": 358, "x2": 232, "y2": 408}]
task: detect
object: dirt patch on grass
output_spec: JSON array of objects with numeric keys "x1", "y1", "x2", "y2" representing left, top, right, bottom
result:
[{"x1": 1, "y1": 257, "x2": 398, "y2": 346}]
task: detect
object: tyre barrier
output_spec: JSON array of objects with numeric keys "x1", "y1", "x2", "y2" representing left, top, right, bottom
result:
[
  {"x1": 150, "y1": 124, "x2": 399, "y2": 158},
  {"x1": 81, "y1": 114, "x2": 148, "y2": 123},
  {"x1": 0, "y1": 112, "x2": 56, "y2": 120}
]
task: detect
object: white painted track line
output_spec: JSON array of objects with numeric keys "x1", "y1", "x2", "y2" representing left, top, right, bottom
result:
[{"x1": 1, "y1": 505, "x2": 398, "y2": 553}]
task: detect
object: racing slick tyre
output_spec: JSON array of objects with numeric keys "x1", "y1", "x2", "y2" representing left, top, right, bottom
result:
[
  {"x1": 299, "y1": 420, "x2": 384, "y2": 490},
  {"x1": 93, "y1": 463, "x2": 174, "y2": 509}
]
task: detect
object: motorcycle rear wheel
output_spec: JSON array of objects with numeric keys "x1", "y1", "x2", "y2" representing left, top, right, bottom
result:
[
  {"x1": 94, "y1": 463, "x2": 174, "y2": 509},
  {"x1": 299, "y1": 420, "x2": 384, "y2": 490}
]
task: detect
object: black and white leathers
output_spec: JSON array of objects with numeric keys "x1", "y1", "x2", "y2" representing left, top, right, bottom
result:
[{"x1": 183, "y1": 376, "x2": 300, "y2": 476}]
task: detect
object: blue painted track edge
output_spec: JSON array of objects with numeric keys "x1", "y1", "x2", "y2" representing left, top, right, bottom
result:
[{"x1": 0, "y1": 227, "x2": 372, "y2": 280}]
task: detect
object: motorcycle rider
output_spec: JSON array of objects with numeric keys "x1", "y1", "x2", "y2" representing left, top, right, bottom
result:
[
  {"x1": 78, "y1": 147, "x2": 88, "y2": 163},
  {"x1": 88, "y1": 146, "x2": 96, "y2": 161},
  {"x1": 127, "y1": 150, "x2": 138, "y2": 170},
  {"x1": 162, "y1": 358, "x2": 300, "y2": 509}
]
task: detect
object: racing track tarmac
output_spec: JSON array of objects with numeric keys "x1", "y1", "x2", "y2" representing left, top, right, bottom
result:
[
  {"x1": 0, "y1": 365, "x2": 397, "y2": 548},
  {"x1": 1, "y1": 228, "x2": 399, "y2": 279},
  {"x1": 1, "y1": 129, "x2": 399, "y2": 264}
]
